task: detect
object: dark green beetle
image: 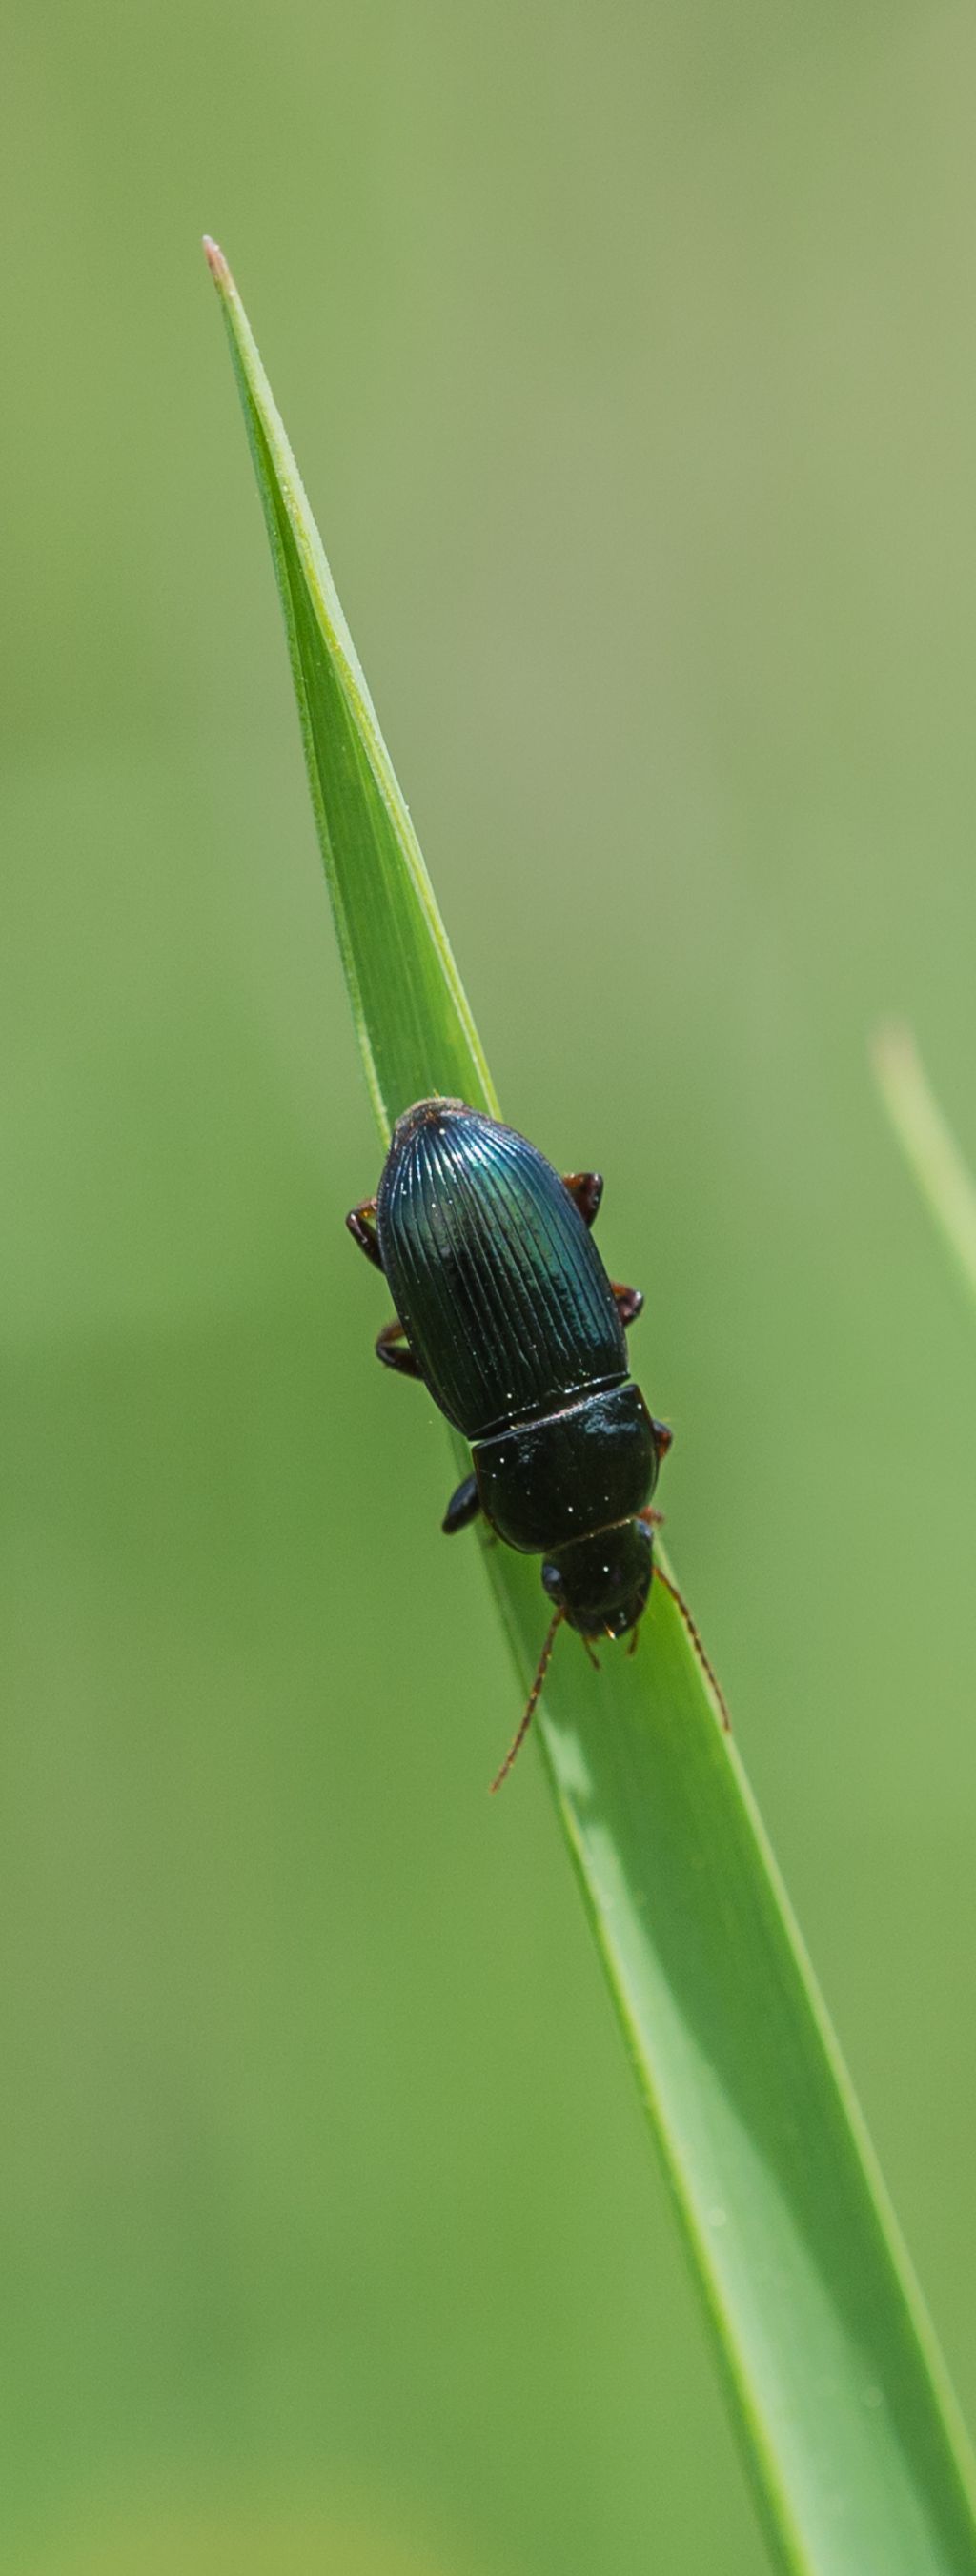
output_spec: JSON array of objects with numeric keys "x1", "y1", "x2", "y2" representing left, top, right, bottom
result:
[{"x1": 348, "y1": 1097, "x2": 716, "y2": 1784}]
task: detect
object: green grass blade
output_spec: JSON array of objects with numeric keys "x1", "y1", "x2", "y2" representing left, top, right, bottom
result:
[
  {"x1": 873, "y1": 1023, "x2": 976, "y2": 1309},
  {"x1": 207, "y1": 241, "x2": 976, "y2": 2575}
]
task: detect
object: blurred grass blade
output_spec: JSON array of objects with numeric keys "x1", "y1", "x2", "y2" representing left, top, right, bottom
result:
[
  {"x1": 873, "y1": 1022, "x2": 976, "y2": 1308},
  {"x1": 208, "y1": 241, "x2": 976, "y2": 2576}
]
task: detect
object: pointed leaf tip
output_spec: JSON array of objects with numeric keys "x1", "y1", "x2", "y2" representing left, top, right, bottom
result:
[
  {"x1": 872, "y1": 1017, "x2": 915, "y2": 1076},
  {"x1": 202, "y1": 235, "x2": 231, "y2": 288}
]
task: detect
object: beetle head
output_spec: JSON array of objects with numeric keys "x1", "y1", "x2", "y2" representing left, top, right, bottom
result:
[{"x1": 542, "y1": 1517, "x2": 653, "y2": 1641}]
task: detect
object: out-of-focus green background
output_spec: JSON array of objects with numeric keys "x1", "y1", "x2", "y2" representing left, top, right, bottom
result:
[{"x1": 4, "y1": 5, "x2": 976, "y2": 2569}]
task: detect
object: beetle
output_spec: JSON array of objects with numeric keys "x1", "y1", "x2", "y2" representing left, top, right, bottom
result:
[{"x1": 348, "y1": 1096, "x2": 724, "y2": 1786}]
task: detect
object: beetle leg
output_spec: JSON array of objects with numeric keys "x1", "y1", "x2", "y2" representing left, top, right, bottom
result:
[
  {"x1": 611, "y1": 1280, "x2": 644, "y2": 1328},
  {"x1": 563, "y1": 1170, "x2": 603, "y2": 1228},
  {"x1": 442, "y1": 1472, "x2": 481, "y2": 1535},
  {"x1": 346, "y1": 1197, "x2": 383, "y2": 1270},
  {"x1": 376, "y1": 1316, "x2": 422, "y2": 1377},
  {"x1": 651, "y1": 1417, "x2": 673, "y2": 1457}
]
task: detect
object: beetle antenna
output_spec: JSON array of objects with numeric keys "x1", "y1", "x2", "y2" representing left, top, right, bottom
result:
[
  {"x1": 653, "y1": 1565, "x2": 731, "y2": 1733},
  {"x1": 490, "y1": 1608, "x2": 564, "y2": 1793}
]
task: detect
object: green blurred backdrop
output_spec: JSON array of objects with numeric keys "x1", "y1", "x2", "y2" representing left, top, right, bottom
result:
[{"x1": 4, "y1": 4, "x2": 976, "y2": 2569}]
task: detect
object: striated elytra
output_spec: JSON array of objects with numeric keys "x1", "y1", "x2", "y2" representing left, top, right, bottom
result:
[{"x1": 347, "y1": 1097, "x2": 714, "y2": 1783}]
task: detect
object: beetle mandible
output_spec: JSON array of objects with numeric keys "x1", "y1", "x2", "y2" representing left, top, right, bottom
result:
[{"x1": 348, "y1": 1097, "x2": 722, "y2": 1786}]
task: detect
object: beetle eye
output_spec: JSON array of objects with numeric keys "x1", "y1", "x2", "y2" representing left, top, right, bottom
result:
[{"x1": 541, "y1": 1560, "x2": 564, "y2": 1604}]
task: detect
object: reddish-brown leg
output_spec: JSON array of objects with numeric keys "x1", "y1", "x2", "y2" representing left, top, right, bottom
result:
[
  {"x1": 346, "y1": 1197, "x2": 382, "y2": 1270},
  {"x1": 651, "y1": 1418, "x2": 672, "y2": 1458},
  {"x1": 563, "y1": 1170, "x2": 603, "y2": 1228},
  {"x1": 563, "y1": 1180, "x2": 644, "y2": 1329},
  {"x1": 612, "y1": 1281, "x2": 644, "y2": 1327},
  {"x1": 376, "y1": 1317, "x2": 422, "y2": 1377}
]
